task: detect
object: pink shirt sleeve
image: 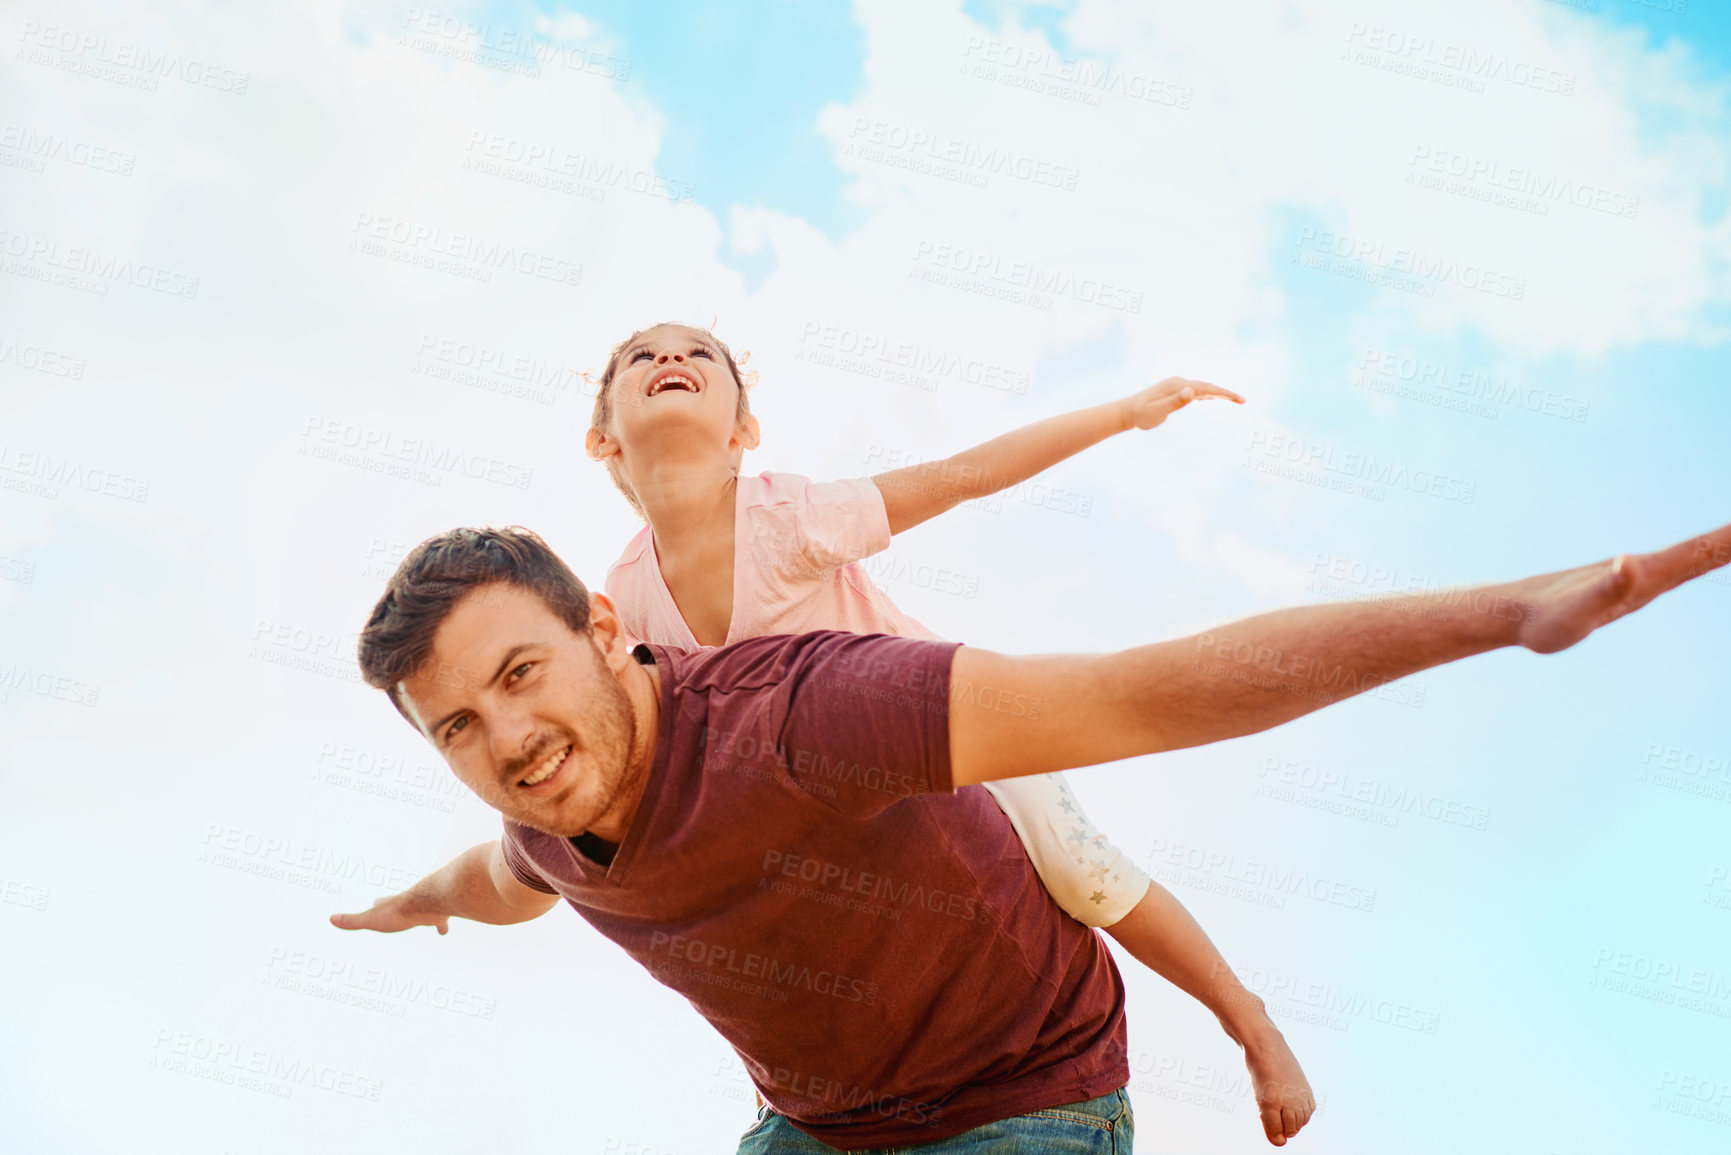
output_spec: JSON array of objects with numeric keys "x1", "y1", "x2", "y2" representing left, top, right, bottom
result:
[{"x1": 754, "y1": 473, "x2": 892, "y2": 577}]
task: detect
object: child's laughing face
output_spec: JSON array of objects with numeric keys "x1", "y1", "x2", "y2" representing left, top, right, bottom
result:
[{"x1": 589, "y1": 324, "x2": 758, "y2": 477}]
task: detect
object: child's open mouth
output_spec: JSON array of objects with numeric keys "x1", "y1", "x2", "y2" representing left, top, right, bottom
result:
[{"x1": 647, "y1": 369, "x2": 700, "y2": 397}]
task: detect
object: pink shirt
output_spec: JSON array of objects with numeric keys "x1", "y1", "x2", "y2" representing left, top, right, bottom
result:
[{"x1": 606, "y1": 472, "x2": 939, "y2": 649}]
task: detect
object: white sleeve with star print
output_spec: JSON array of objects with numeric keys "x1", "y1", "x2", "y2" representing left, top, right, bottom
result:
[{"x1": 981, "y1": 773, "x2": 1151, "y2": 928}]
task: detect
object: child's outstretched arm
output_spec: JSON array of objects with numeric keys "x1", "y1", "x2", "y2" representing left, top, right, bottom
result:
[{"x1": 871, "y1": 377, "x2": 1243, "y2": 534}]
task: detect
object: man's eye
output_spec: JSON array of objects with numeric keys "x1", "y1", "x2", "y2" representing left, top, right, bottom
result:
[
  {"x1": 445, "y1": 716, "x2": 468, "y2": 741},
  {"x1": 508, "y1": 662, "x2": 532, "y2": 682}
]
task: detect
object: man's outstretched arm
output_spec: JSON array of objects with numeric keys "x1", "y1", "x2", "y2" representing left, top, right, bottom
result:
[
  {"x1": 950, "y1": 523, "x2": 1731, "y2": 785},
  {"x1": 330, "y1": 840, "x2": 559, "y2": 934}
]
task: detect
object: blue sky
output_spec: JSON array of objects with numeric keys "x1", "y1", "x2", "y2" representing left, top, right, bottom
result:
[{"x1": 4, "y1": 2, "x2": 1729, "y2": 1153}]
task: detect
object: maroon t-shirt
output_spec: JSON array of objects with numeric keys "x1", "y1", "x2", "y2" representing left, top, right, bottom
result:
[{"x1": 501, "y1": 631, "x2": 1127, "y2": 1148}]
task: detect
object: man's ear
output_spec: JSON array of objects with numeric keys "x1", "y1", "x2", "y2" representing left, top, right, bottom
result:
[
  {"x1": 586, "y1": 593, "x2": 635, "y2": 673},
  {"x1": 586, "y1": 426, "x2": 618, "y2": 462}
]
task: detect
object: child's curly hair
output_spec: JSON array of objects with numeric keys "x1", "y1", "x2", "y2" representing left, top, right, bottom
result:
[{"x1": 585, "y1": 322, "x2": 757, "y2": 518}]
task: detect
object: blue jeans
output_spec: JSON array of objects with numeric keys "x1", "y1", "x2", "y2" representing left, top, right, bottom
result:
[{"x1": 736, "y1": 1088, "x2": 1133, "y2": 1154}]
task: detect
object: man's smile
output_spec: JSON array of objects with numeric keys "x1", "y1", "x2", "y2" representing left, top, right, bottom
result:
[{"x1": 519, "y1": 743, "x2": 574, "y2": 791}]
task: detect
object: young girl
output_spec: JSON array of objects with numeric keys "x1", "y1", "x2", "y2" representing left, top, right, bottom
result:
[{"x1": 583, "y1": 322, "x2": 1315, "y2": 1147}]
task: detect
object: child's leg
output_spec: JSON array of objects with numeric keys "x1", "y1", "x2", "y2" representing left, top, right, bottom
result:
[
  {"x1": 983, "y1": 774, "x2": 1315, "y2": 1147},
  {"x1": 1108, "y1": 884, "x2": 1314, "y2": 1146}
]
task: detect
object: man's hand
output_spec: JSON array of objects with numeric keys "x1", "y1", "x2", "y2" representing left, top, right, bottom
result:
[
  {"x1": 1512, "y1": 523, "x2": 1731, "y2": 653},
  {"x1": 330, "y1": 890, "x2": 450, "y2": 935},
  {"x1": 1119, "y1": 377, "x2": 1244, "y2": 431},
  {"x1": 328, "y1": 841, "x2": 558, "y2": 935}
]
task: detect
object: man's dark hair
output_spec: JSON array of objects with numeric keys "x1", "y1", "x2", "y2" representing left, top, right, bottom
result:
[{"x1": 357, "y1": 526, "x2": 592, "y2": 718}]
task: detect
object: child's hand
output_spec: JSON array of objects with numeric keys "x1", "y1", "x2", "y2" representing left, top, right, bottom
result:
[{"x1": 1120, "y1": 377, "x2": 1244, "y2": 431}]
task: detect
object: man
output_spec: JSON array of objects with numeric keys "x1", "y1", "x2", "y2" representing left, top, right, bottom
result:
[{"x1": 333, "y1": 521, "x2": 1729, "y2": 1152}]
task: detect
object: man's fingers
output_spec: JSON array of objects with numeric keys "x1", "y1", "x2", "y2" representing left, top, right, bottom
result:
[
  {"x1": 1651, "y1": 521, "x2": 1731, "y2": 583},
  {"x1": 330, "y1": 906, "x2": 413, "y2": 933}
]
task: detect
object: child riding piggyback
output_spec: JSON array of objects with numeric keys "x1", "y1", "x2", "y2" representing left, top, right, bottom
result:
[{"x1": 583, "y1": 322, "x2": 1316, "y2": 1147}]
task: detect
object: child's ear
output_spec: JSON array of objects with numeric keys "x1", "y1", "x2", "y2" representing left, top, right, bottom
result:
[
  {"x1": 733, "y1": 414, "x2": 761, "y2": 453},
  {"x1": 586, "y1": 426, "x2": 617, "y2": 461}
]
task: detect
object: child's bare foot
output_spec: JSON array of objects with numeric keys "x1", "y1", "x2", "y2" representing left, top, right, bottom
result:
[{"x1": 1239, "y1": 1018, "x2": 1315, "y2": 1146}]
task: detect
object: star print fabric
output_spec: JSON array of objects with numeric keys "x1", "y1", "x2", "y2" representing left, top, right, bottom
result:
[{"x1": 982, "y1": 774, "x2": 1152, "y2": 928}]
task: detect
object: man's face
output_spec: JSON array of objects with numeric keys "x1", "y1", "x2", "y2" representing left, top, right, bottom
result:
[{"x1": 396, "y1": 583, "x2": 636, "y2": 837}]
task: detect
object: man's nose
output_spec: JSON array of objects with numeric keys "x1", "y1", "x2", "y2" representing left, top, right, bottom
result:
[{"x1": 489, "y1": 704, "x2": 539, "y2": 770}]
